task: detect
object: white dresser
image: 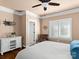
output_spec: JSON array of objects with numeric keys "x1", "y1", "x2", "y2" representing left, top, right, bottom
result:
[{"x1": 0, "y1": 36, "x2": 22, "y2": 55}]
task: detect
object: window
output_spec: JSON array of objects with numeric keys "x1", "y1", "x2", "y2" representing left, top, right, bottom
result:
[
  {"x1": 49, "y1": 20, "x2": 59, "y2": 38},
  {"x1": 48, "y1": 18, "x2": 72, "y2": 40}
]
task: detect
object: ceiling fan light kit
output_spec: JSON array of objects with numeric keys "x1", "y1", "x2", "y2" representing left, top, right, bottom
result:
[
  {"x1": 32, "y1": 0, "x2": 60, "y2": 11},
  {"x1": 42, "y1": 2, "x2": 48, "y2": 11}
]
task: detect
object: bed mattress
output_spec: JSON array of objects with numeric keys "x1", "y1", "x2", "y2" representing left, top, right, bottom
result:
[{"x1": 16, "y1": 41, "x2": 72, "y2": 59}]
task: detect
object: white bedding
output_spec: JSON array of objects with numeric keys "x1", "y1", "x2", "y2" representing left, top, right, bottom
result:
[{"x1": 16, "y1": 41, "x2": 72, "y2": 59}]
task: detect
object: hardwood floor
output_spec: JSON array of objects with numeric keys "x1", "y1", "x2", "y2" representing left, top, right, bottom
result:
[{"x1": 0, "y1": 48, "x2": 23, "y2": 59}]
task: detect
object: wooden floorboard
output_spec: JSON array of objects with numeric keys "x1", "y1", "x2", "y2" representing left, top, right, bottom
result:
[{"x1": 0, "y1": 48, "x2": 23, "y2": 59}]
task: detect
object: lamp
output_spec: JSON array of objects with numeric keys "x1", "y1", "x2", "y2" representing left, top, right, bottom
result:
[{"x1": 42, "y1": 2, "x2": 48, "y2": 11}]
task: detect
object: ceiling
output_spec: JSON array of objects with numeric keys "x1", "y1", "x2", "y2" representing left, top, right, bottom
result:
[{"x1": 1, "y1": 0, "x2": 79, "y2": 16}]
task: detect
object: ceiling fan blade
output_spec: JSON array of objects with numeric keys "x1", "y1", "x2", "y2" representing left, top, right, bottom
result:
[
  {"x1": 32, "y1": 4, "x2": 42, "y2": 8},
  {"x1": 49, "y1": 2, "x2": 60, "y2": 6}
]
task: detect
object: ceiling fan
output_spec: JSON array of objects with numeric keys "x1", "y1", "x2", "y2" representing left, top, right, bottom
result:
[{"x1": 32, "y1": 0, "x2": 60, "y2": 11}]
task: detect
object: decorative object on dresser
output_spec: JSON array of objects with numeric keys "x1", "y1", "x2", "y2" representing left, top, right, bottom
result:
[
  {"x1": 37, "y1": 34, "x2": 48, "y2": 42},
  {"x1": 0, "y1": 36, "x2": 22, "y2": 55}
]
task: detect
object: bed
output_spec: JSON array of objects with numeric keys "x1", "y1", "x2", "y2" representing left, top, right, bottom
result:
[{"x1": 16, "y1": 41, "x2": 72, "y2": 59}]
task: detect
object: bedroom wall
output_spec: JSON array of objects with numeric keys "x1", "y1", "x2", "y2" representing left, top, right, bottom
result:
[
  {"x1": 0, "y1": 12, "x2": 14, "y2": 37},
  {"x1": 0, "y1": 11, "x2": 24, "y2": 38},
  {"x1": 13, "y1": 15, "x2": 22, "y2": 36},
  {"x1": 13, "y1": 14, "x2": 26, "y2": 47},
  {"x1": 19, "y1": 15, "x2": 26, "y2": 47},
  {"x1": 0, "y1": 8, "x2": 25, "y2": 37},
  {"x1": 0, "y1": 11, "x2": 26, "y2": 47},
  {"x1": 40, "y1": 12, "x2": 79, "y2": 42}
]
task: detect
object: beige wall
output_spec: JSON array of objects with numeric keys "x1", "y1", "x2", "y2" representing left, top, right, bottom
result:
[
  {"x1": 41, "y1": 12, "x2": 79, "y2": 41},
  {"x1": 14, "y1": 15, "x2": 22, "y2": 36},
  {"x1": 0, "y1": 11, "x2": 24, "y2": 38},
  {"x1": 0, "y1": 12, "x2": 14, "y2": 37},
  {"x1": 20, "y1": 15, "x2": 26, "y2": 47},
  {"x1": 13, "y1": 14, "x2": 26, "y2": 47},
  {"x1": 0, "y1": 11, "x2": 27, "y2": 47}
]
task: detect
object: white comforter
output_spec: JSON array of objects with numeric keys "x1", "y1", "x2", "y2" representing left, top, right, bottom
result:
[{"x1": 16, "y1": 41, "x2": 72, "y2": 59}]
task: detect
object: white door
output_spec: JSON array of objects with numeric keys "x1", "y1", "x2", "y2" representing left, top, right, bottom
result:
[{"x1": 29, "y1": 22, "x2": 35, "y2": 45}]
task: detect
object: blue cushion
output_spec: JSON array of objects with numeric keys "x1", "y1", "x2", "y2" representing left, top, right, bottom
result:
[
  {"x1": 70, "y1": 40, "x2": 79, "y2": 50},
  {"x1": 70, "y1": 40, "x2": 79, "y2": 59}
]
